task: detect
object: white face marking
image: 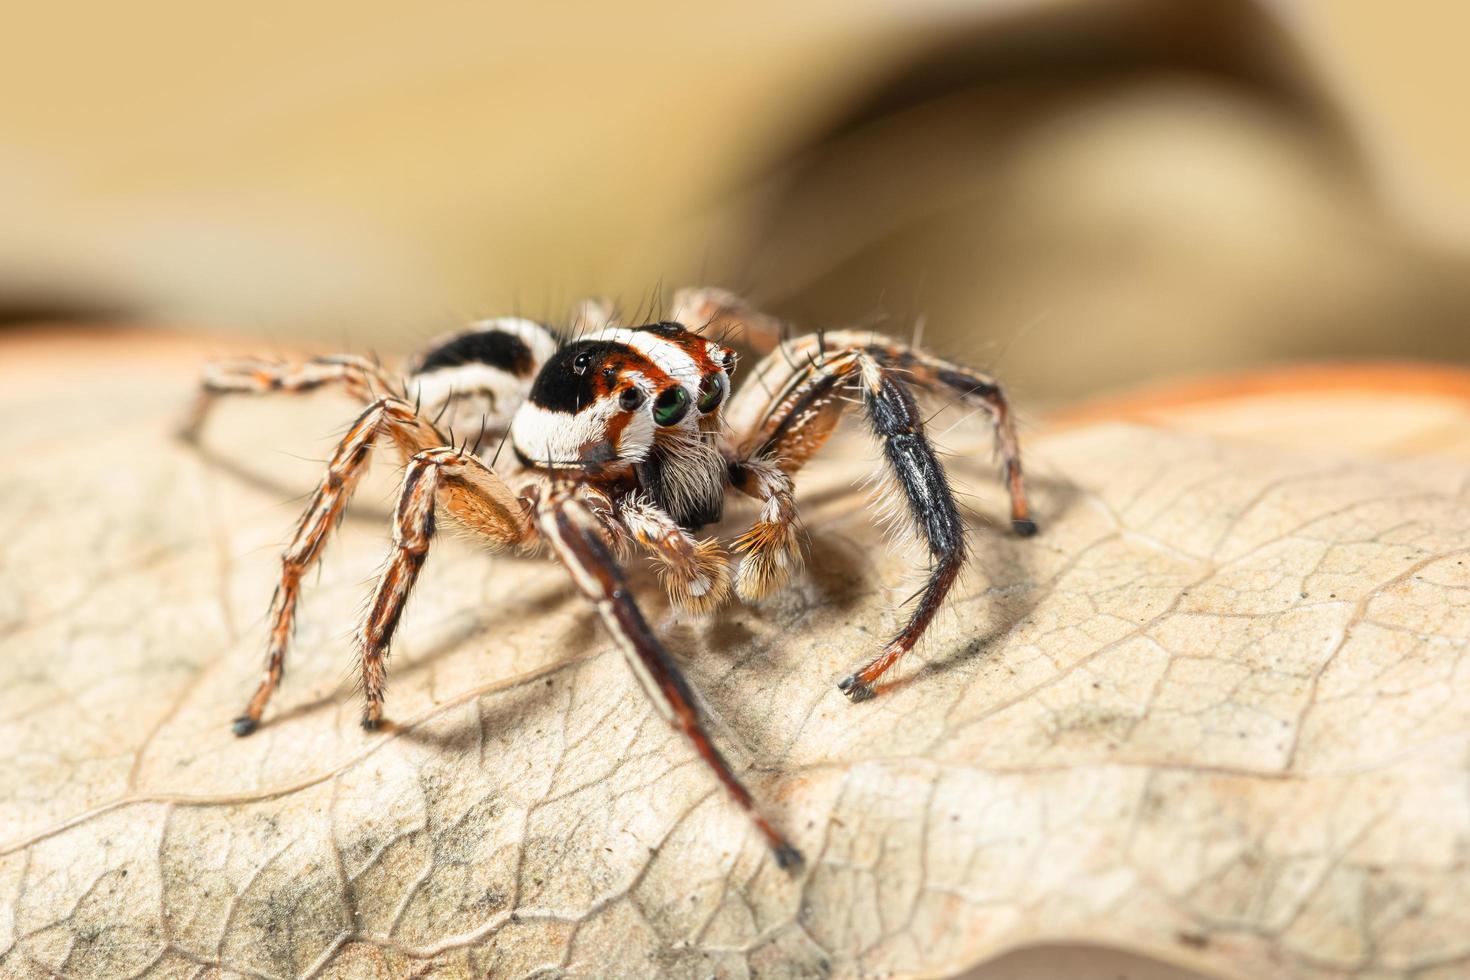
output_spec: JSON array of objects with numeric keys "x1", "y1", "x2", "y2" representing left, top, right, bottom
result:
[
  {"x1": 408, "y1": 363, "x2": 527, "y2": 427},
  {"x1": 407, "y1": 318, "x2": 562, "y2": 440},
  {"x1": 509, "y1": 371, "x2": 657, "y2": 468}
]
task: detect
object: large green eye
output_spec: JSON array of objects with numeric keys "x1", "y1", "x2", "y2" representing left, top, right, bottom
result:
[
  {"x1": 653, "y1": 386, "x2": 690, "y2": 426},
  {"x1": 697, "y1": 373, "x2": 727, "y2": 413}
]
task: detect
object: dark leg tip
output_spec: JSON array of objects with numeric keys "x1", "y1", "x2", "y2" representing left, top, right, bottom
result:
[
  {"x1": 1012, "y1": 517, "x2": 1039, "y2": 538},
  {"x1": 838, "y1": 674, "x2": 875, "y2": 703},
  {"x1": 231, "y1": 716, "x2": 259, "y2": 737},
  {"x1": 360, "y1": 715, "x2": 383, "y2": 732},
  {"x1": 773, "y1": 843, "x2": 805, "y2": 871}
]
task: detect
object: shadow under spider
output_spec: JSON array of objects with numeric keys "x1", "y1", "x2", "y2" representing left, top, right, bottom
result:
[
  {"x1": 879, "y1": 470, "x2": 1083, "y2": 697},
  {"x1": 386, "y1": 526, "x2": 877, "y2": 759},
  {"x1": 184, "y1": 435, "x2": 395, "y2": 523},
  {"x1": 253, "y1": 569, "x2": 593, "y2": 731}
]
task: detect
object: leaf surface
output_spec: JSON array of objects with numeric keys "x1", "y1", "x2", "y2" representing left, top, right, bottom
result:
[{"x1": 3, "y1": 338, "x2": 1470, "y2": 979}]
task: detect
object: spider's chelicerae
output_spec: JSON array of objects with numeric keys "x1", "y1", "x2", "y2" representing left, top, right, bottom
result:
[{"x1": 183, "y1": 287, "x2": 1036, "y2": 869}]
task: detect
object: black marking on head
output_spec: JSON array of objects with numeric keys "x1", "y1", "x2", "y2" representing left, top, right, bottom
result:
[
  {"x1": 528, "y1": 340, "x2": 636, "y2": 414},
  {"x1": 635, "y1": 321, "x2": 692, "y2": 340},
  {"x1": 420, "y1": 329, "x2": 536, "y2": 375}
]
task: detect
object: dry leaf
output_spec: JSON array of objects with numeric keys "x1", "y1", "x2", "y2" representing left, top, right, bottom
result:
[{"x1": 3, "y1": 337, "x2": 1470, "y2": 979}]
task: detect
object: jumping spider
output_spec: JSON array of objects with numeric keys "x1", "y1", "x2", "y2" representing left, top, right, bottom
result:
[{"x1": 182, "y1": 288, "x2": 1036, "y2": 869}]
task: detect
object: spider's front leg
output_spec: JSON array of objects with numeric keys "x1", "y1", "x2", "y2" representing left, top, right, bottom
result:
[
  {"x1": 725, "y1": 333, "x2": 1038, "y2": 700},
  {"x1": 538, "y1": 490, "x2": 802, "y2": 870},
  {"x1": 356, "y1": 447, "x2": 531, "y2": 729},
  {"x1": 231, "y1": 397, "x2": 446, "y2": 735}
]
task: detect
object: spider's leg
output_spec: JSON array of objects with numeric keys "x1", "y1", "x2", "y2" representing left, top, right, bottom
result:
[
  {"x1": 861, "y1": 340, "x2": 1036, "y2": 537},
  {"x1": 357, "y1": 447, "x2": 531, "y2": 729},
  {"x1": 180, "y1": 354, "x2": 397, "y2": 442},
  {"x1": 231, "y1": 397, "x2": 443, "y2": 735},
  {"x1": 835, "y1": 354, "x2": 969, "y2": 701},
  {"x1": 568, "y1": 297, "x2": 619, "y2": 334},
  {"x1": 538, "y1": 491, "x2": 802, "y2": 870},
  {"x1": 669, "y1": 286, "x2": 785, "y2": 352},
  {"x1": 732, "y1": 330, "x2": 1036, "y2": 536},
  {"x1": 720, "y1": 349, "x2": 862, "y2": 600},
  {"x1": 726, "y1": 343, "x2": 975, "y2": 700},
  {"x1": 618, "y1": 495, "x2": 731, "y2": 614}
]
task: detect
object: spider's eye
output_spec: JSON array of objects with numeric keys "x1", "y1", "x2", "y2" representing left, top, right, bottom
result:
[
  {"x1": 719, "y1": 350, "x2": 737, "y2": 375},
  {"x1": 571, "y1": 351, "x2": 594, "y2": 375},
  {"x1": 696, "y1": 372, "x2": 727, "y2": 413},
  {"x1": 618, "y1": 386, "x2": 645, "y2": 411},
  {"x1": 652, "y1": 386, "x2": 690, "y2": 426}
]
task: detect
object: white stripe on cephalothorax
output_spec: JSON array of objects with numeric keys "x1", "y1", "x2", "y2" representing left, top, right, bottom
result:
[
  {"x1": 592, "y1": 327, "x2": 701, "y2": 390},
  {"x1": 409, "y1": 363, "x2": 531, "y2": 416}
]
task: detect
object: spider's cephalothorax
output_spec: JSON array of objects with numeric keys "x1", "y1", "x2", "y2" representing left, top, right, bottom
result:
[
  {"x1": 182, "y1": 287, "x2": 1038, "y2": 871},
  {"x1": 507, "y1": 324, "x2": 735, "y2": 529}
]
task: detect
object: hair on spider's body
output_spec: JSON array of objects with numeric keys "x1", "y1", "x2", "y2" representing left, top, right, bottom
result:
[{"x1": 182, "y1": 286, "x2": 1038, "y2": 871}]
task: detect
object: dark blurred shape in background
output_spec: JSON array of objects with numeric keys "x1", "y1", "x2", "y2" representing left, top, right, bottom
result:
[{"x1": 2, "y1": 0, "x2": 1467, "y2": 402}]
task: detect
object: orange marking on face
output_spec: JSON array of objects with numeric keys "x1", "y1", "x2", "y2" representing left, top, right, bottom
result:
[{"x1": 590, "y1": 350, "x2": 674, "y2": 398}]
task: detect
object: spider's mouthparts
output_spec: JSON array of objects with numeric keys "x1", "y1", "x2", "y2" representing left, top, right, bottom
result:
[{"x1": 636, "y1": 438, "x2": 725, "y2": 531}]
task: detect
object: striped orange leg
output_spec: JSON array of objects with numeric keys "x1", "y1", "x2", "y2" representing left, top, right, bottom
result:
[
  {"x1": 180, "y1": 354, "x2": 398, "y2": 443},
  {"x1": 539, "y1": 491, "x2": 802, "y2": 870},
  {"x1": 231, "y1": 397, "x2": 445, "y2": 735},
  {"x1": 357, "y1": 448, "x2": 531, "y2": 729}
]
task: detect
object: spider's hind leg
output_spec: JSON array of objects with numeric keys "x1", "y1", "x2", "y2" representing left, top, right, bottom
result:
[
  {"x1": 357, "y1": 447, "x2": 531, "y2": 730},
  {"x1": 887, "y1": 349, "x2": 1037, "y2": 538},
  {"x1": 180, "y1": 354, "x2": 396, "y2": 443}
]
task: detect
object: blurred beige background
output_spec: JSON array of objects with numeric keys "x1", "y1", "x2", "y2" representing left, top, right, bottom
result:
[{"x1": 2, "y1": 0, "x2": 1468, "y2": 403}]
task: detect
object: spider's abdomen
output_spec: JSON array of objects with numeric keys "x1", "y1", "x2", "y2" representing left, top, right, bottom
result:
[{"x1": 407, "y1": 318, "x2": 559, "y2": 442}]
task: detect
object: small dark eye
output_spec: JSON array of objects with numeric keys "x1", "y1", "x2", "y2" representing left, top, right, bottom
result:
[
  {"x1": 696, "y1": 373, "x2": 727, "y2": 413},
  {"x1": 719, "y1": 350, "x2": 737, "y2": 374},
  {"x1": 619, "y1": 386, "x2": 645, "y2": 411},
  {"x1": 572, "y1": 351, "x2": 594, "y2": 375},
  {"x1": 652, "y1": 386, "x2": 690, "y2": 426}
]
